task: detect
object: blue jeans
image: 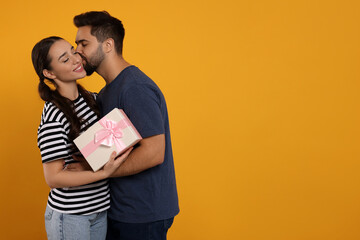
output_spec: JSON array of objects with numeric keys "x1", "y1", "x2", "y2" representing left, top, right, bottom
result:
[
  {"x1": 45, "y1": 205, "x2": 107, "y2": 240},
  {"x1": 106, "y1": 217, "x2": 174, "y2": 240}
]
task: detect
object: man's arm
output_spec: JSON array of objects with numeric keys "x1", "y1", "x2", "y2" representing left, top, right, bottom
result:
[{"x1": 110, "y1": 134, "x2": 165, "y2": 177}]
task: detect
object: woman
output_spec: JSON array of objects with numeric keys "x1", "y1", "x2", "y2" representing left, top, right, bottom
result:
[{"x1": 32, "y1": 36, "x2": 130, "y2": 239}]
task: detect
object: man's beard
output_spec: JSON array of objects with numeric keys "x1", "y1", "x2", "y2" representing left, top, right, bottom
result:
[
  {"x1": 79, "y1": 45, "x2": 105, "y2": 76},
  {"x1": 83, "y1": 60, "x2": 96, "y2": 76}
]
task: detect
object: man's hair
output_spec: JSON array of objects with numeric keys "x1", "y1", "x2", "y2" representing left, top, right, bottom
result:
[{"x1": 74, "y1": 11, "x2": 125, "y2": 54}]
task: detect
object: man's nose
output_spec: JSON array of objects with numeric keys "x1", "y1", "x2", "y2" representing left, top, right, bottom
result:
[{"x1": 75, "y1": 46, "x2": 82, "y2": 54}]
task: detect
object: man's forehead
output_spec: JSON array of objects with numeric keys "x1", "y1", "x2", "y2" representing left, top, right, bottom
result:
[{"x1": 76, "y1": 26, "x2": 93, "y2": 41}]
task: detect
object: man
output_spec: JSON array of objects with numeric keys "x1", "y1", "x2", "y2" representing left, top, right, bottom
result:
[{"x1": 73, "y1": 11, "x2": 179, "y2": 240}]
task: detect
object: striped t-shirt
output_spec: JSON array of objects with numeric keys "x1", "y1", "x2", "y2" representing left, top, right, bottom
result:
[{"x1": 37, "y1": 94, "x2": 110, "y2": 215}]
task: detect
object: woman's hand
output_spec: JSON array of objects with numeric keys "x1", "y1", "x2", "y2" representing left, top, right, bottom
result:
[{"x1": 102, "y1": 148, "x2": 133, "y2": 177}]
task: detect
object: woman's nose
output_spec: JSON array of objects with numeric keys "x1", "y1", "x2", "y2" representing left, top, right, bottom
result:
[{"x1": 73, "y1": 53, "x2": 81, "y2": 64}]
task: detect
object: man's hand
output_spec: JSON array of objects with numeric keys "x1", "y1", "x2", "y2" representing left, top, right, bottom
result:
[{"x1": 109, "y1": 134, "x2": 165, "y2": 177}]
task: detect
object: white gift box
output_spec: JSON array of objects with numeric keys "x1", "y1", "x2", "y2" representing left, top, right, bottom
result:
[{"x1": 74, "y1": 108, "x2": 142, "y2": 171}]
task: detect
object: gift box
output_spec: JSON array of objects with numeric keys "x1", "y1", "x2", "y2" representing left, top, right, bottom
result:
[{"x1": 74, "y1": 108, "x2": 142, "y2": 172}]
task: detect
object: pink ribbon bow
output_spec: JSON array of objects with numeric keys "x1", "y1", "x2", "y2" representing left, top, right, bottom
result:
[
  {"x1": 80, "y1": 117, "x2": 130, "y2": 158},
  {"x1": 95, "y1": 118, "x2": 126, "y2": 150}
]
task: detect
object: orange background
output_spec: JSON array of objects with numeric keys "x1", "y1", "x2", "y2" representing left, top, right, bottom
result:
[{"x1": 1, "y1": 0, "x2": 360, "y2": 239}]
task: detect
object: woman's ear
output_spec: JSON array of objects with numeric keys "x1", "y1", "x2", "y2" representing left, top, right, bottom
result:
[
  {"x1": 103, "y1": 38, "x2": 115, "y2": 53},
  {"x1": 43, "y1": 69, "x2": 56, "y2": 80}
]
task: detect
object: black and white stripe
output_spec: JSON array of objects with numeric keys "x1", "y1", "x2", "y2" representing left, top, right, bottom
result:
[{"x1": 37, "y1": 94, "x2": 110, "y2": 215}]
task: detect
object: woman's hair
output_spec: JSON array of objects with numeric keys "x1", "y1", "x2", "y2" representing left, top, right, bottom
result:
[
  {"x1": 74, "y1": 11, "x2": 125, "y2": 54},
  {"x1": 31, "y1": 36, "x2": 100, "y2": 142}
]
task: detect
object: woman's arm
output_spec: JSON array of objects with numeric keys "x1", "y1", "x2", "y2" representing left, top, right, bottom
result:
[{"x1": 43, "y1": 148, "x2": 132, "y2": 188}]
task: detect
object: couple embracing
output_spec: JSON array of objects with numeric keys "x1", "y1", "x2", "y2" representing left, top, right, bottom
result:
[{"x1": 33, "y1": 11, "x2": 179, "y2": 240}]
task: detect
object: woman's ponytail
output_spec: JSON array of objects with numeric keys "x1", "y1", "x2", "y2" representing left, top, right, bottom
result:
[{"x1": 38, "y1": 78, "x2": 53, "y2": 102}]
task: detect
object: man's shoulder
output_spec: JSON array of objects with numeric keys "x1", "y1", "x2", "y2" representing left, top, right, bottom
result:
[
  {"x1": 117, "y1": 67, "x2": 157, "y2": 93},
  {"x1": 100, "y1": 65, "x2": 162, "y2": 102},
  {"x1": 123, "y1": 66, "x2": 153, "y2": 84}
]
